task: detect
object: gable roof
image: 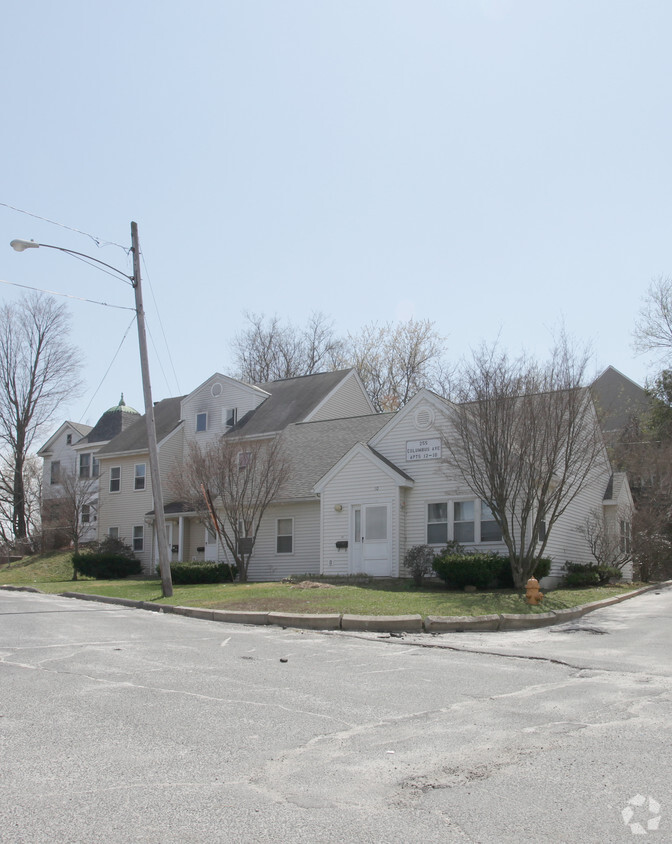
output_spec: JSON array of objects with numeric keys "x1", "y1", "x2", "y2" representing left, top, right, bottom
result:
[
  {"x1": 368, "y1": 388, "x2": 452, "y2": 449},
  {"x1": 275, "y1": 412, "x2": 393, "y2": 499},
  {"x1": 95, "y1": 396, "x2": 185, "y2": 457},
  {"x1": 230, "y1": 369, "x2": 356, "y2": 438},
  {"x1": 37, "y1": 420, "x2": 93, "y2": 456},
  {"x1": 591, "y1": 366, "x2": 649, "y2": 433},
  {"x1": 313, "y1": 441, "x2": 415, "y2": 495}
]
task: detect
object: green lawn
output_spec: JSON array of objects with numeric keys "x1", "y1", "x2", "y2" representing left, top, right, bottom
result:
[{"x1": 0, "y1": 550, "x2": 643, "y2": 616}]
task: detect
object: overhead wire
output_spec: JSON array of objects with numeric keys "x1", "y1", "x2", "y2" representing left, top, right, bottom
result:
[
  {"x1": 141, "y1": 252, "x2": 182, "y2": 395},
  {"x1": 78, "y1": 316, "x2": 138, "y2": 423},
  {"x1": 0, "y1": 202, "x2": 129, "y2": 252},
  {"x1": 0, "y1": 278, "x2": 135, "y2": 311}
]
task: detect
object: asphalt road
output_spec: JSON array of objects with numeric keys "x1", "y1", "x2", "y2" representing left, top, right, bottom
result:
[{"x1": 1, "y1": 587, "x2": 671, "y2": 843}]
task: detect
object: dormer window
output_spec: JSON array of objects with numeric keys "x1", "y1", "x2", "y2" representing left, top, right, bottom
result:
[
  {"x1": 196, "y1": 412, "x2": 207, "y2": 432},
  {"x1": 224, "y1": 407, "x2": 237, "y2": 429}
]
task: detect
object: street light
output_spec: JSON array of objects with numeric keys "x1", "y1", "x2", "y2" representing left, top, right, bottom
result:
[{"x1": 10, "y1": 222, "x2": 173, "y2": 597}]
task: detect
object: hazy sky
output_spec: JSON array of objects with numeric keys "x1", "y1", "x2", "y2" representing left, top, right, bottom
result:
[{"x1": 2, "y1": 1, "x2": 671, "y2": 434}]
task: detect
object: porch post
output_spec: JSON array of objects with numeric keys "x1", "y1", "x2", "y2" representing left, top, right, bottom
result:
[{"x1": 178, "y1": 516, "x2": 185, "y2": 562}]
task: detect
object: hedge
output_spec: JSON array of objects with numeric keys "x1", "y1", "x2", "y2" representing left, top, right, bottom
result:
[
  {"x1": 72, "y1": 552, "x2": 141, "y2": 580},
  {"x1": 432, "y1": 552, "x2": 552, "y2": 590},
  {"x1": 166, "y1": 561, "x2": 238, "y2": 585}
]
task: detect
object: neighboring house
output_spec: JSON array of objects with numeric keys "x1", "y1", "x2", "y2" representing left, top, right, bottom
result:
[
  {"x1": 591, "y1": 366, "x2": 649, "y2": 440},
  {"x1": 94, "y1": 369, "x2": 376, "y2": 575},
  {"x1": 37, "y1": 396, "x2": 140, "y2": 547},
  {"x1": 314, "y1": 388, "x2": 632, "y2": 586},
  {"x1": 41, "y1": 368, "x2": 637, "y2": 585}
]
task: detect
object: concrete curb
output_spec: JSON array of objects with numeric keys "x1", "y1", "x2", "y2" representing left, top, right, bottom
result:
[
  {"x1": 342, "y1": 613, "x2": 423, "y2": 633},
  {"x1": 268, "y1": 611, "x2": 341, "y2": 630},
  {"x1": 2, "y1": 580, "x2": 670, "y2": 634}
]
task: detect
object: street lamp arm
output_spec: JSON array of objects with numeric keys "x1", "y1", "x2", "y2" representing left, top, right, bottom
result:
[{"x1": 10, "y1": 239, "x2": 133, "y2": 283}]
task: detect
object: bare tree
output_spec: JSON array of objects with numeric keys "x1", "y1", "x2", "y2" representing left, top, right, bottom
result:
[
  {"x1": 634, "y1": 276, "x2": 672, "y2": 361},
  {"x1": 347, "y1": 318, "x2": 450, "y2": 411},
  {"x1": 231, "y1": 313, "x2": 450, "y2": 410},
  {"x1": 444, "y1": 339, "x2": 606, "y2": 588},
  {"x1": 171, "y1": 436, "x2": 289, "y2": 582},
  {"x1": 0, "y1": 453, "x2": 42, "y2": 549},
  {"x1": 232, "y1": 312, "x2": 344, "y2": 383},
  {"x1": 42, "y1": 467, "x2": 99, "y2": 576},
  {"x1": 577, "y1": 506, "x2": 633, "y2": 570},
  {"x1": 0, "y1": 293, "x2": 81, "y2": 542}
]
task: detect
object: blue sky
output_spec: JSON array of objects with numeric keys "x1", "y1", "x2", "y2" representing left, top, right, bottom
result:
[{"x1": 2, "y1": 1, "x2": 671, "y2": 431}]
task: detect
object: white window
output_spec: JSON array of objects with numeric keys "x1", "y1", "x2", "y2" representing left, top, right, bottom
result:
[
  {"x1": 50, "y1": 460, "x2": 60, "y2": 485},
  {"x1": 454, "y1": 501, "x2": 475, "y2": 543},
  {"x1": 108, "y1": 527, "x2": 119, "y2": 539},
  {"x1": 620, "y1": 520, "x2": 631, "y2": 554},
  {"x1": 427, "y1": 500, "x2": 501, "y2": 545},
  {"x1": 134, "y1": 463, "x2": 146, "y2": 491},
  {"x1": 110, "y1": 467, "x2": 121, "y2": 493},
  {"x1": 196, "y1": 412, "x2": 207, "y2": 432},
  {"x1": 480, "y1": 503, "x2": 502, "y2": 543},
  {"x1": 276, "y1": 518, "x2": 293, "y2": 554},
  {"x1": 133, "y1": 525, "x2": 144, "y2": 552},
  {"x1": 66, "y1": 433, "x2": 72, "y2": 445},
  {"x1": 427, "y1": 503, "x2": 448, "y2": 545},
  {"x1": 238, "y1": 451, "x2": 252, "y2": 470},
  {"x1": 224, "y1": 407, "x2": 237, "y2": 429},
  {"x1": 81, "y1": 505, "x2": 90, "y2": 524},
  {"x1": 92, "y1": 456, "x2": 100, "y2": 478},
  {"x1": 79, "y1": 453, "x2": 91, "y2": 479}
]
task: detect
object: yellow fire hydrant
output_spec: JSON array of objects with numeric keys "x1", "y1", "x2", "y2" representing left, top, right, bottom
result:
[{"x1": 525, "y1": 576, "x2": 544, "y2": 605}]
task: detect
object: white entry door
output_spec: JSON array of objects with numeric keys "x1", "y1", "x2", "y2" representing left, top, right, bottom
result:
[
  {"x1": 205, "y1": 525, "x2": 219, "y2": 561},
  {"x1": 359, "y1": 504, "x2": 391, "y2": 576}
]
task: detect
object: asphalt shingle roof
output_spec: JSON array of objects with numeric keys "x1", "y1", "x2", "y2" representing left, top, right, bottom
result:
[
  {"x1": 276, "y1": 413, "x2": 395, "y2": 499},
  {"x1": 96, "y1": 396, "x2": 185, "y2": 456},
  {"x1": 230, "y1": 370, "x2": 353, "y2": 437}
]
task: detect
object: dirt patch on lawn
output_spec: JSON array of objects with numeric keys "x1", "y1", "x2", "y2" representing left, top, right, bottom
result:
[{"x1": 209, "y1": 597, "x2": 341, "y2": 613}]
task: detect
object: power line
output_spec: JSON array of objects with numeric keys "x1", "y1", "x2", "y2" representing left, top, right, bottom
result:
[
  {"x1": 79, "y1": 316, "x2": 138, "y2": 422},
  {"x1": 142, "y1": 252, "x2": 181, "y2": 395},
  {"x1": 0, "y1": 202, "x2": 129, "y2": 252},
  {"x1": 0, "y1": 278, "x2": 136, "y2": 311}
]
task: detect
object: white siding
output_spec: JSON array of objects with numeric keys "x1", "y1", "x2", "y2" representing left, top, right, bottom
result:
[
  {"x1": 246, "y1": 502, "x2": 320, "y2": 581},
  {"x1": 309, "y1": 373, "x2": 373, "y2": 422},
  {"x1": 543, "y1": 460, "x2": 612, "y2": 578},
  {"x1": 319, "y1": 451, "x2": 400, "y2": 576},
  {"x1": 180, "y1": 376, "x2": 266, "y2": 451}
]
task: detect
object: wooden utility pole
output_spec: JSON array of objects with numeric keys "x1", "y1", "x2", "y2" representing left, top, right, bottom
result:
[{"x1": 131, "y1": 222, "x2": 173, "y2": 597}]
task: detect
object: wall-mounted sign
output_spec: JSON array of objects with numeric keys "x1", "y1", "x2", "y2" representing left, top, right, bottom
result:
[{"x1": 406, "y1": 438, "x2": 441, "y2": 461}]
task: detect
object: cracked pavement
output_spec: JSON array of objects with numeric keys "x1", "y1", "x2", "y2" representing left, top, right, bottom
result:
[{"x1": 1, "y1": 587, "x2": 671, "y2": 842}]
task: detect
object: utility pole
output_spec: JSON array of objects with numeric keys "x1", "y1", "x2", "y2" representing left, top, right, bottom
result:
[{"x1": 131, "y1": 222, "x2": 173, "y2": 597}]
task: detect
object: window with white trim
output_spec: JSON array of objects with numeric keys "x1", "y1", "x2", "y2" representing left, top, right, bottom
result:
[
  {"x1": 133, "y1": 525, "x2": 144, "y2": 552},
  {"x1": 50, "y1": 460, "x2": 60, "y2": 485},
  {"x1": 108, "y1": 527, "x2": 119, "y2": 539},
  {"x1": 454, "y1": 500, "x2": 475, "y2": 543},
  {"x1": 196, "y1": 412, "x2": 207, "y2": 432},
  {"x1": 427, "y1": 503, "x2": 447, "y2": 545},
  {"x1": 276, "y1": 518, "x2": 293, "y2": 554},
  {"x1": 238, "y1": 451, "x2": 252, "y2": 470},
  {"x1": 81, "y1": 504, "x2": 91, "y2": 524},
  {"x1": 134, "y1": 463, "x2": 146, "y2": 491},
  {"x1": 426, "y1": 499, "x2": 503, "y2": 545},
  {"x1": 480, "y1": 502, "x2": 502, "y2": 543},
  {"x1": 66, "y1": 433, "x2": 72, "y2": 445},
  {"x1": 224, "y1": 407, "x2": 237, "y2": 429},
  {"x1": 620, "y1": 519, "x2": 631, "y2": 554},
  {"x1": 79, "y1": 453, "x2": 91, "y2": 479},
  {"x1": 109, "y1": 467, "x2": 121, "y2": 493},
  {"x1": 92, "y1": 456, "x2": 99, "y2": 478}
]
